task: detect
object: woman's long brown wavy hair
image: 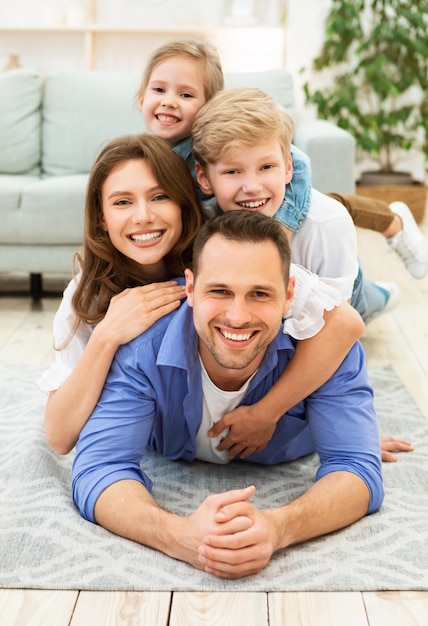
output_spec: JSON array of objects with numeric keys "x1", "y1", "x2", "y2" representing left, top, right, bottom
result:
[{"x1": 72, "y1": 133, "x2": 205, "y2": 326}]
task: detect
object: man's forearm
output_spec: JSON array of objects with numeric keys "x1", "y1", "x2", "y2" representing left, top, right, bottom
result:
[
  {"x1": 93, "y1": 473, "x2": 371, "y2": 580},
  {"x1": 94, "y1": 479, "x2": 191, "y2": 562},
  {"x1": 268, "y1": 471, "x2": 371, "y2": 550}
]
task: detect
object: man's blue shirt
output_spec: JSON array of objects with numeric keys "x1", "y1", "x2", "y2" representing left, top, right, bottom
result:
[{"x1": 72, "y1": 302, "x2": 383, "y2": 523}]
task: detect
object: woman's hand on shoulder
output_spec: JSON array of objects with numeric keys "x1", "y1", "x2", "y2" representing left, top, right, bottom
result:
[{"x1": 97, "y1": 281, "x2": 185, "y2": 347}]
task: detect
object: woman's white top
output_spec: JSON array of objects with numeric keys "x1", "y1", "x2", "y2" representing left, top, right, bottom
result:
[{"x1": 37, "y1": 263, "x2": 345, "y2": 393}]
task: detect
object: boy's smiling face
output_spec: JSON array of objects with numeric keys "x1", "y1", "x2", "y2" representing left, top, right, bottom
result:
[
  {"x1": 140, "y1": 56, "x2": 207, "y2": 146},
  {"x1": 196, "y1": 137, "x2": 293, "y2": 217}
]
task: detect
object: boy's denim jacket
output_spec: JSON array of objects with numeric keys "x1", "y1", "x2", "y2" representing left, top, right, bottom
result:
[
  {"x1": 276, "y1": 144, "x2": 312, "y2": 232},
  {"x1": 174, "y1": 138, "x2": 312, "y2": 233}
]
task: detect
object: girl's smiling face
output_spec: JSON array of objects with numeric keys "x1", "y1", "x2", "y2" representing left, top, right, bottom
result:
[
  {"x1": 101, "y1": 158, "x2": 183, "y2": 281},
  {"x1": 140, "y1": 56, "x2": 207, "y2": 146}
]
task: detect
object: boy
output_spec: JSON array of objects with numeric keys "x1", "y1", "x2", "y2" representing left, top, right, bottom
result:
[{"x1": 192, "y1": 86, "x2": 399, "y2": 323}]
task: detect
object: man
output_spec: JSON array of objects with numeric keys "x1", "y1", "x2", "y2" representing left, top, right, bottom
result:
[{"x1": 72, "y1": 211, "x2": 383, "y2": 580}]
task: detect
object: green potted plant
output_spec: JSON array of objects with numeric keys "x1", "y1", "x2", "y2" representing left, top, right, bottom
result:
[{"x1": 301, "y1": 0, "x2": 428, "y2": 221}]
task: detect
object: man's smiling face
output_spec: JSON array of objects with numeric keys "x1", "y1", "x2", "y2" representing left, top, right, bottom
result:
[{"x1": 185, "y1": 233, "x2": 294, "y2": 390}]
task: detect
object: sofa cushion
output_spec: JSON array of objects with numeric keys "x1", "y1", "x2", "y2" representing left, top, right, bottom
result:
[
  {"x1": 0, "y1": 244, "x2": 80, "y2": 275},
  {"x1": 0, "y1": 69, "x2": 42, "y2": 175},
  {"x1": 1, "y1": 175, "x2": 88, "y2": 245},
  {"x1": 42, "y1": 72, "x2": 143, "y2": 176},
  {"x1": 0, "y1": 174, "x2": 40, "y2": 216},
  {"x1": 225, "y1": 70, "x2": 296, "y2": 117}
]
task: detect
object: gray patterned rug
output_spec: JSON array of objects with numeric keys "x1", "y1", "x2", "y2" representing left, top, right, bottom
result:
[{"x1": 1, "y1": 364, "x2": 427, "y2": 592}]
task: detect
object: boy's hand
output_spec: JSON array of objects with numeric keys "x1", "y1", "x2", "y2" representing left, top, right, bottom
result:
[
  {"x1": 380, "y1": 435, "x2": 414, "y2": 462},
  {"x1": 209, "y1": 405, "x2": 277, "y2": 459}
]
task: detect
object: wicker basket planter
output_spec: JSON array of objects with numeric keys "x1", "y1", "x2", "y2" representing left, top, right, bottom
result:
[{"x1": 356, "y1": 181, "x2": 427, "y2": 224}]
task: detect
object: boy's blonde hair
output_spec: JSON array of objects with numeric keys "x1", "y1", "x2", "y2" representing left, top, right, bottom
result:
[
  {"x1": 192, "y1": 87, "x2": 294, "y2": 166},
  {"x1": 138, "y1": 40, "x2": 224, "y2": 103}
]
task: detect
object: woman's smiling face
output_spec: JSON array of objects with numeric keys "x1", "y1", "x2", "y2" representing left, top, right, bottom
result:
[{"x1": 101, "y1": 158, "x2": 183, "y2": 280}]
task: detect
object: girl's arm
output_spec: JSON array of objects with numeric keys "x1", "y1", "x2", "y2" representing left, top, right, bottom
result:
[
  {"x1": 44, "y1": 281, "x2": 185, "y2": 455},
  {"x1": 209, "y1": 300, "x2": 364, "y2": 458}
]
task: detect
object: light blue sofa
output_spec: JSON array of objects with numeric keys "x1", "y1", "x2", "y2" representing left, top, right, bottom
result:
[{"x1": 0, "y1": 67, "x2": 356, "y2": 293}]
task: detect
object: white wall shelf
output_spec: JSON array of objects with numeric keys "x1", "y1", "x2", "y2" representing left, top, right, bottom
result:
[{"x1": 0, "y1": 1, "x2": 286, "y2": 73}]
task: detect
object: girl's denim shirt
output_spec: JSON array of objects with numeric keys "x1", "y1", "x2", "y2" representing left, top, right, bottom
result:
[
  {"x1": 173, "y1": 136, "x2": 194, "y2": 173},
  {"x1": 173, "y1": 137, "x2": 214, "y2": 205},
  {"x1": 175, "y1": 137, "x2": 312, "y2": 229}
]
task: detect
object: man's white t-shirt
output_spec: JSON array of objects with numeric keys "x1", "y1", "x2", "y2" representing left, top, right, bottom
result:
[{"x1": 195, "y1": 358, "x2": 258, "y2": 464}]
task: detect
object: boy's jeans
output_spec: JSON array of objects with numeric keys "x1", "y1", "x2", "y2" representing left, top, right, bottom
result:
[{"x1": 351, "y1": 263, "x2": 390, "y2": 323}]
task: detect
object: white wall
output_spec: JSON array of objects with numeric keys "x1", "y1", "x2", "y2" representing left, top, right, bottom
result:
[{"x1": 285, "y1": 0, "x2": 331, "y2": 115}]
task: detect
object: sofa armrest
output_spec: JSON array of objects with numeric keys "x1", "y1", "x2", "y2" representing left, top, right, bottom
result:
[{"x1": 293, "y1": 120, "x2": 356, "y2": 194}]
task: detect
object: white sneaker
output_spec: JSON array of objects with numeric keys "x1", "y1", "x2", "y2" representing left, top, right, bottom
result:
[{"x1": 387, "y1": 201, "x2": 428, "y2": 279}]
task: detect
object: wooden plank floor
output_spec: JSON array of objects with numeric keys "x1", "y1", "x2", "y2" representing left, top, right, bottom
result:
[{"x1": 1, "y1": 214, "x2": 428, "y2": 624}]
